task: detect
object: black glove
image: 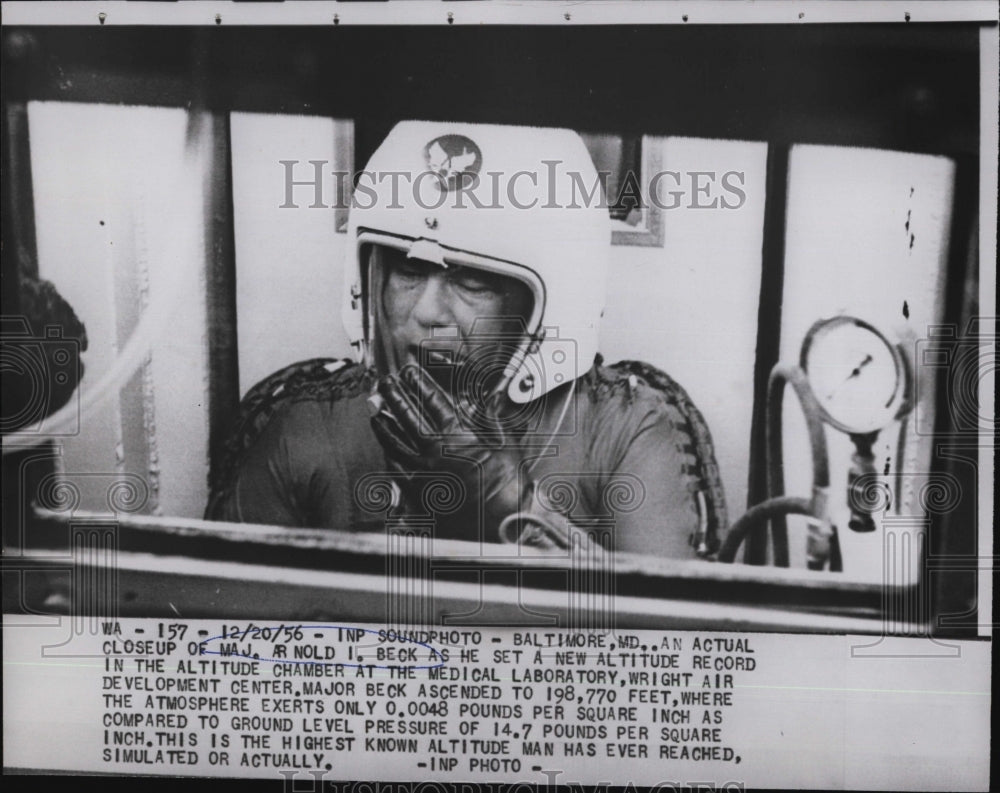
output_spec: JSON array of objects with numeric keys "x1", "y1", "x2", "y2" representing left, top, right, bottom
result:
[{"x1": 369, "y1": 364, "x2": 529, "y2": 540}]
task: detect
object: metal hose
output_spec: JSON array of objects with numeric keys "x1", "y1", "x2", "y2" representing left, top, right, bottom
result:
[
  {"x1": 763, "y1": 364, "x2": 831, "y2": 566},
  {"x1": 716, "y1": 496, "x2": 814, "y2": 563},
  {"x1": 717, "y1": 364, "x2": 831, "y2": 566}
]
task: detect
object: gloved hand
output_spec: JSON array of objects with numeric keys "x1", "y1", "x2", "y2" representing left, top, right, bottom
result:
[{"x1": 369, "y1": 364, "x2": 529, "y2": 540}]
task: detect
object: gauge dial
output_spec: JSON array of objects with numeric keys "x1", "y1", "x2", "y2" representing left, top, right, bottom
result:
[{"x1": 800, "y1": 316, "x2": 906, "y2": 435}]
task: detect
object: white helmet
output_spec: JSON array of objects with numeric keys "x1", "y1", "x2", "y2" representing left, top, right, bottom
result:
[{"x1": 343, "y1": 120, "x2": 611, "y2": 404}]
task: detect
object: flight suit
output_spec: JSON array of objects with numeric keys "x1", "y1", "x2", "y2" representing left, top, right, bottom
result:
[{"x1": 206, "y1": 357, "x2": 723, "y2": 559}]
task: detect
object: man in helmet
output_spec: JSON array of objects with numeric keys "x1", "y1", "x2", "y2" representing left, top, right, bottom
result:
[{"x1": 206, "y1": 122, "x2": 724, "y2": 558}]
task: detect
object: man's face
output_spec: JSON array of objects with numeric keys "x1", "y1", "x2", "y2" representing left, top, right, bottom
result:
[{"x1": 376, "y1": 245, "x2": 534, "y2": 393}]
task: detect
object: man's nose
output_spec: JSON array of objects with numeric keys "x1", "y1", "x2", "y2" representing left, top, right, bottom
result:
[{"x1": 409, "y1": 273, "x2": 455, "y2": 328}]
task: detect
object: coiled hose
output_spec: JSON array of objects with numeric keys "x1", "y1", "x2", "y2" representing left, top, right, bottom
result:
[{"x1": 717, "y1": 364, "x2": 831, "y2": 566}]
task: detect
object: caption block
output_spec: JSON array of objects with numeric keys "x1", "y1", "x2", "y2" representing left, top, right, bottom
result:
[{"x1": 93, "y1": 622, "x2": 756, "y2": 777}]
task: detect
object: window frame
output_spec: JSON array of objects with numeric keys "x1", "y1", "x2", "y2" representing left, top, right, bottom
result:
[{"x1": 609, "y1": 135, "x2": 666, "y2": 247}]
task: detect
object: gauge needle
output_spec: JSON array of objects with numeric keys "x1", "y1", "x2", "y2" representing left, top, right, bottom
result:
[{"x1": 826, "y1": 354, "x2": 873, "y2": 400}]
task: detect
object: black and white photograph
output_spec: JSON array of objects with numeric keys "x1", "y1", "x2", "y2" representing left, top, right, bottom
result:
[{"x1": 2, "y1": 1, "x2": 995, "y2": 788}]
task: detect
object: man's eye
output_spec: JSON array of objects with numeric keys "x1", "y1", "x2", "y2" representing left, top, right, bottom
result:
[
  {"x1": 393, "y1": 262, "x2": 427, "y2": 281},
  {"x1": 451, "y1": 274, "x2": 497, "y2": 296}
]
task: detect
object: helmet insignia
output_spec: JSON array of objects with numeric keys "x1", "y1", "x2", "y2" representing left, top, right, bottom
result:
[{"x1": 423, "y1": 134, "x2": 482, "y2": 191}]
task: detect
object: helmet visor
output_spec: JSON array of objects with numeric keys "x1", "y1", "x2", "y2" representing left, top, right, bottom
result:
[{"x1": 359, "y1": 232, "x2": 544, "y2": 405}]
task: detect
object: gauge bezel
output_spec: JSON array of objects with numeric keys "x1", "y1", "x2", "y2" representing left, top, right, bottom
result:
[{"x1": 799, "y1": 316, "x2": 908, "y2": 435}]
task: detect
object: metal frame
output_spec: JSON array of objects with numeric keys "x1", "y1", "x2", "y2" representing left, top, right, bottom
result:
[{"x1": 7, "y1": 508, "x2": 918, "y2": 634}]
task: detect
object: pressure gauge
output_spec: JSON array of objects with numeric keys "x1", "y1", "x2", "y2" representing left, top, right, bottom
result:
[{"x1": 800, "y1": 316, "x2": 908, "y2": 435}]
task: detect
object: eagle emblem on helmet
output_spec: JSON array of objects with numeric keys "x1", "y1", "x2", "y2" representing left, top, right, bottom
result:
[{"x1": 423, "y1": 134, "x2": 482, "y2": 191}]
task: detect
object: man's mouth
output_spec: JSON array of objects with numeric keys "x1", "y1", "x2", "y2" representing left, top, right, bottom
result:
[
  {"x1": 398, "y1": 339, "x2": 510, "y2": 397},
  {"x1": 424, "y1": 349, "x2": 451, "y2": 365},
  {"x1": 402, "y1": 344, "x2": 457, "y2": 391},
  {"x1": 403, "y1": 343, "x2": 458, "y2": 366}
]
